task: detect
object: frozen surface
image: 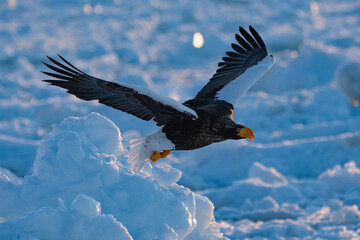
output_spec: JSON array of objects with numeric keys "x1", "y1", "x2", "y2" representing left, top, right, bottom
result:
[
  {"x1": 0, "y1": 195, "x2": 133, "y2": 240},
  {"x1": 1, "y1": 0, "x2": 360, "y2": 239},
  {"x1": 0, "y1": 113, "x2": 226, "y2": 239}
]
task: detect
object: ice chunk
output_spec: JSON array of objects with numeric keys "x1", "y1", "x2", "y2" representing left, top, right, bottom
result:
[
  {"x1": 185, "y1": 195, "x2": 217, "y2": 239},
  {"x1": 84, "y1": 112, "x2": 124, "y2": 156},
  {"x1": 152, "y1": 164, "x2": 182, "y2": 186},
  {"x1": 0, "y1": 195, "x2": 132, "y2": 240},
  {"x1": 254, "y1": 196, "x2": 279, "y2": 211},
  {"x1": 0, "y1": 113, "x2": 226, "y2": 240},
  {"x1": 0, "y1": 170, "x2": 21, "y2": 221},
  {"x1": 319, "y1": 161, "x2": 360, "y2": 193},
  {"x1": 332, "y1": 205, "x2": 360, "y2": 224},
  {"x1": 248, "y1": 162, "x2": 288, "y2": 185},
  {"x1": 70, "y1": 194, "x2": 101, "y2": 218}
]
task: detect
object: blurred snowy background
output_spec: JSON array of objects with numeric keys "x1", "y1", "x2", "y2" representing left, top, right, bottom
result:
[{"x1": 1, "y1": 0, "x2": 360, "y2": 239}]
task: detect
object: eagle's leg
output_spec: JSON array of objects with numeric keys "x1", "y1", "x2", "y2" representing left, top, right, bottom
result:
[
  {"x1": 160, "y1": 150, "x2": 171, "y2": 158},
  {"x1": 150, "y1": 151, "x2": 161, "y2": 162}
]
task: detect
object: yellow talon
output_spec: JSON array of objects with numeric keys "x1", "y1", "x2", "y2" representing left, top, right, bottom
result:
[
  {"x1": 160, "y1": 150, "x2": 171, "y2": 158},
  {"x1": 150, "y1": 152, "x2": 161, "y2": 162}
]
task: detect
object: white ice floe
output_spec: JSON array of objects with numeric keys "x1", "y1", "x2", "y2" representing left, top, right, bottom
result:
[
  {"x1": 0, "y1": 195, "x2": 132, "y2": 240},
  {"x1": 0, "y1": 113, "x2": 226, "y2": 240}
]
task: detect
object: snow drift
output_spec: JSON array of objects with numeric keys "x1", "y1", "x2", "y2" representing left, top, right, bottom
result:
[{"x1": 0, "y1": 113, "x2": 226, "y2": 240}]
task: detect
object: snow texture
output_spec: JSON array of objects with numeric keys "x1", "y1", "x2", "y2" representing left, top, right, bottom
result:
[
  {"x1": 0, "y1": 113, "x2": 226, "y2": 239},
  {"x1": 1, "y1": 0, "x2": 360, "y2": 239},
  {"x1": 0, "y1": 195, "x2": 132, "y2": 240}
]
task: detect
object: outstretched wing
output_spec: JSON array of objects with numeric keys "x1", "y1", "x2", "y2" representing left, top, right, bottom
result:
[
  {"x1": 42, "y1": 55, "x2": 197, "y2": 126},
  {"x1": 194, "y1": 26, "x2": 275, "y2": 106}
]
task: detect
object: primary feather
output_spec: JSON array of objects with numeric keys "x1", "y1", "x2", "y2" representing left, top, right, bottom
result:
[{"x1": 194, "y1": 26, "x2": 274, "y2": 104}]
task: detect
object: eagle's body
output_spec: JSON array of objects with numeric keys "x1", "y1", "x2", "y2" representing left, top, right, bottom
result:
[
  {"x1": 42, "y1": 26, "x2": 275, "y2": 170},
  {"x1": 164, "y1": 99, "x2": 235, "y2": 150}
]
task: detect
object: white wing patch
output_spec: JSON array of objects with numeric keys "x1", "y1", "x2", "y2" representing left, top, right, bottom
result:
[
  {"x1": 216, "y1": 55, "x2": 275, "y2": 105},
  {"x1": 120, "y1": 82, "x2": 198, "y2": 119}
]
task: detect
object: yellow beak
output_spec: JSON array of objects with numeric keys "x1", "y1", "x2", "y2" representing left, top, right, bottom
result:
[{"x1": 237, "y1": 127, "x2": 254, "y2": 140}]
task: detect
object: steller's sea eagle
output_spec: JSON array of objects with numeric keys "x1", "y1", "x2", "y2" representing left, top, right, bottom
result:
[{"x1": 42, "y1": 26, "x2": 275, "y2": 170}]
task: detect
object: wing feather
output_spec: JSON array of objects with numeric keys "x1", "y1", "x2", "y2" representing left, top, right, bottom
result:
[
  {"x1": 225, "y1": 51, "x2": 241, "y2": 58},
  {"x1": 235, "y1": 33, "x2": 252, "y2": 51},
  {"x1": 239, "y1": 26, "x2": 259, "y2": 49},
  {"x1": 249, "y1": 26, "x2": 267, "y2": 50},
  {"x1": 194, "y1": 26, "x2": 273, "y2": 103},
  {"x1": 231, "y1": 43, "x2": 247, "y2": 54},
  {"x1": 43, "y1": 56, "x2": 197, "y2": 125}
]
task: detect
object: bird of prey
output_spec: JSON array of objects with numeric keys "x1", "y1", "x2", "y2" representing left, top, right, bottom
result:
[{"x1": 42, "y1": 26, "x2": 275, "y2": 170}]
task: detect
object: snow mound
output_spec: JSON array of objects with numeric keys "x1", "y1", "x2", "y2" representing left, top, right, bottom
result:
[
  {"x1": 248, "y1": 161, "x2": 288, "y2": 185},
  {"x1": 0, "y1": 113, "x2": 227, "y2": 240},
  {"x1": 207, "y1": 165, "x2": 303, "y2": 222},
  {"x1": 0, "y1": 195, "x2": 132, "y2": 240},
  {"x1": 332, "y1": 205, "x2": 360, "y2": 225},
  {"x1": 319, "y1": 161, "x2": 360, "y2": 193}
]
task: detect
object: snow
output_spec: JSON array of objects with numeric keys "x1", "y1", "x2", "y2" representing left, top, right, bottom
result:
[
  {"x1": 0, "y1": 195, "x2": 132, "y2": 240},
  {"x1": 319, "y1": 161, "x2": 360, "y2": 193},
  {"x1": 0, "y1": 113, "x2": 225, "y2": 239},
  {"x1": 2, "y1": 0, "x2": 360, "y2": 239}
]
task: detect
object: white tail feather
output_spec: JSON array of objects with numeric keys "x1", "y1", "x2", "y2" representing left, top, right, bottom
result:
[
  {"x1": 125, "y1": 136, "x2": 152, "y2": 171},
  {"x1": 125, "y1": 129, "x2": 176, "y2": 171}
]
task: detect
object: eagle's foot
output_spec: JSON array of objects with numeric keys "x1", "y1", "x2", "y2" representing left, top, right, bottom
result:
[
  {"x1": 150, "y1": 150, "x2": 172, "y2": 162},
  {"x1": 150, "y1": 152, "x2": 161, "y2": 162},
  {"x1": 160, "y1": 150, "x2": 171, "y2": 158}
]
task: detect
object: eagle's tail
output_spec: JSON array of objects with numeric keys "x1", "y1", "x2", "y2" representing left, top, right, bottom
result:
[
  {"x1": 125, "y1": 130, "x2": 175, "y2": 171},
  {"x1": 125, "y1": 136, "x2": 152, "y2": 171}
]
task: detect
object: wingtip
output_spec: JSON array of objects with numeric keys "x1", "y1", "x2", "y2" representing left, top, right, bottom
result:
[
  {"x1": 41, "y1": 71, "x2": 52, "y2": 76},
  {"x1": 57, "y1": 54, "x2": 66, "y2": 62},
  {"x1": 57, "y1": 54, "x2": 66, "y2": 63},
  {"x1": 42, "y1": 79, "x2": 53, "y2": 84},
  {"x1": 239, "y1": 26, "x2": 246, "y2": 34},
  {"x1": 42, "y1": 61, "x2": 51, "y2": 68},
  {"x1": 41, "y1": 71, "x2": 51, "y2": 76},
  {"x1": 46, "y1": 55, "x2": 57, "y2": 63},
  {"x1": 56, "y1": 54, "x2": 85, "y2": 74}
]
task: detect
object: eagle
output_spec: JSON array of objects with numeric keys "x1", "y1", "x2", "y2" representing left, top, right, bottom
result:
[{"x1": 42, "y1": 26, "x2": 275, "y2": 170}]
